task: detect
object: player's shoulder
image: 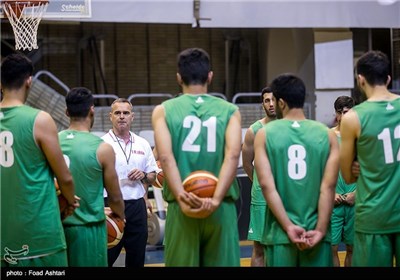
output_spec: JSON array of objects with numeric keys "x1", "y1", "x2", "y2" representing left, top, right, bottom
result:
[
  {"x1": 35, "y1": 109, "x2": 56, "y2": 127},
  {"x1": 248, "y1": 119, "x2": 263, "y2": 133},
  {"x1": 310, "y1": 119, "x2": 329, "y2": 128},
  {"x1": 98, "y1": 140, "x2": 114, "y2": 153}
]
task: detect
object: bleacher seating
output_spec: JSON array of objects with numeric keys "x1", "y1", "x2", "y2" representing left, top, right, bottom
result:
[
  {"x1": 27, "y1": 79, "x2": 69, "y2": 131},
  {"x1": 237, "y1": 104, "x2": 265, "y2": 130},
  {"x1": 139, "y1": 129, "x2": 155, "y2": 148},
  {"x1": 27, "y1": 71, "x2": 268, "y2": 138}
]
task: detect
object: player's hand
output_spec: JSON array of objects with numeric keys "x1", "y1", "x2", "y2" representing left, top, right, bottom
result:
[
  {"x1": 301, "y1": 229, "x2": 324, "y2": 248},
  {"x1": 343, "y1": 191, "x2": 355, "y2": 206},
  {"x1": 286, "y1": 224, "x2": 308, "y2": 249},
  {"x1": 334, "y1": 193, "x2": 344, "y2": 205},
  {"x1": 177, "y1": 192, "x2": 216, "y2": 219},
  {"x1": 62, "y1": 195, "x2": 80, "y2": 219},
  {"x1": 178, "y1": 191, "x2": 202, "y2": 208}
]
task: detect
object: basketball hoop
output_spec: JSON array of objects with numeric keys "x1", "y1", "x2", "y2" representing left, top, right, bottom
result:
[{"x1": 1, "y1": 0, "x2": 49, "y2": 51}]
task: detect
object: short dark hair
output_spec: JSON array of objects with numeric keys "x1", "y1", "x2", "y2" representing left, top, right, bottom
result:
[
  {"x1": 334, "y1": 96, "x2": 355, "y2": 112},
  {"x1": 111, "y1": 98, "x2": 132, "y2": 108},
  {"x1": 1, "y1": 53, "x2": 34, "y2": 90},
  {"x1": 356, "y1": 50, "x2": 390, "y2": 86},
  {"x1": 270, "y1": 73, "x2": 305, "y2": 109},
  {"x1": 65, "y1": 87, "x2": 94, "y2": 118},
  {"x1": 261, "y1": 86, "x2": 272, "y2": 102},
  {"x1": 177, "y1": 48, "x2": 210, "y2": 86}
]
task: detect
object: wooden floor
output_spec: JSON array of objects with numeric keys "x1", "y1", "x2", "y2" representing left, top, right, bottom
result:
[
  {"x1": 238, "y1": 251, "x2": 346, "y2": 267},
  {"x1": 145, "y1": 253, "x2": 346, "y2": 267}
]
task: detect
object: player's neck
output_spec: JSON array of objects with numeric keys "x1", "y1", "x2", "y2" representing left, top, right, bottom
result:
[
  {"x1": 283, "y1": 108, "x2": 306, "y2": 120},
  {"x1": 0, "y1": 90, "x2": 26, "y2": 108},
  {"x1": 68, "y1": 120, "x2": 91, "y2": 132},
  {"x1": 366, "y1": 85, "x2": 394, "y2": 101},
  {"x1": 182, "y1": 84, "x2": 208, "y2": 95}
]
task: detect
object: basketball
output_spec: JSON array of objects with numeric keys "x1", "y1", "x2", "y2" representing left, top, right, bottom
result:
[
  {"x1": 153, "y1": 160, "x2": 164, "y2": 188},
  {"x1": 182, "y1": 170, "x2": 218, "y2": 198},
  {"x1": 54, "y1": 179, "x2": 68, "y2": 220},
  {"x1": 105, "y1": 209, "x2": 125, "y2": 249}
]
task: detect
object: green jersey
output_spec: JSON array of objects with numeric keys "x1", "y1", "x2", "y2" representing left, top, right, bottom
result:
[
  {"x1": 261, "y1": 119, "x2": 331, "y2": 245},
  {"x1": 249, "y1": 120, "x2": 266, "y2": 206},
  {"x1": 0, "y1": 105, "x2": 66, "y2": 260},
  {"x1": 58, "y1": 130, "x2": 106, "y2": 225},
  {"x1": 163, "y1": 94, "x2": 240, "y2": 202},
  {"x1": 352, "y1": 99, "x2": 400, "y2": 234}
]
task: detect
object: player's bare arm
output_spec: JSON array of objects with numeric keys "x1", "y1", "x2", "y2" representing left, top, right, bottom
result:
[
  {"x1": 34, "y1": 111, "x2": 76, "y2": 206},
  {"x1": 340, "y1": 110, "x2": 360, "y2": 184},
  {"x1": 254, "y1": 129, "x2": 306, "y2": 246},
  {"x1": 212, "y1": 110, "x2": 241, "y2": 205},
  {"x1": 99, "y1": 141, "x2": 125, "y2": 221},
  {"x1": 242, "y1": 127, "x2": 255, "y2": 181},
  {"x1": 307, "y1": 129, "x2": 339, "y2": 247}
]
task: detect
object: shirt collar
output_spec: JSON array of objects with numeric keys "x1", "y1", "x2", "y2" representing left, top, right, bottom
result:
[{"x1": 108, "y1": 129, "x2": 134, "y2": 144}]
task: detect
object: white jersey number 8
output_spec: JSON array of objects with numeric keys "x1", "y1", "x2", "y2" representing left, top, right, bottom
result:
[
  {"x1": 0, "y1": 131, "x2": 14, "y2": 167},
  {"x1": 288, "y1": 144, "x2": 307, "y2": 180}
]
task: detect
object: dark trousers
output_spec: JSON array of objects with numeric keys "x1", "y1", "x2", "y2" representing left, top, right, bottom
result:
[{"x1": 105, "y1": 197, "x2": 148, "y2": 267}]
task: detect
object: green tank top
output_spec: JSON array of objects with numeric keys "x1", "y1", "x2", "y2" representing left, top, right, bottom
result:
[
  {"x1": 0, "y1": 105, "x2": 66, "y2": 260},
  {"x1": 352, "y1": 99, "x2": 400, "y2": 234},
  {"x1": 335, "y1": 135, "x2": 356, "y2": 195},
  {"x1": 262, "y1": 119, "x2": 331, "y2": 245},
  {"x1": 59, "y1": 130, "x2": 106, "y2": 225},
  {"x1": 163, "y1": 94, "x2": 240, "y2": 202},
  {"x1": 249, "y1": 120, "x2": 266, "y2": 205}
]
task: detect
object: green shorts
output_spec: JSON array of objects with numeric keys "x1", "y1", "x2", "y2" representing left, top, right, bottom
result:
[
  {"x1": 353, "y1": 232, "x2": 400, "y2": 267},
  {"x1": 331, "y1": 204, "x2": 354, "y2": 245},
  {"x1": 63, "y1": 221, "x2": 107, "y2": 267},
  {"x1": 247, "y1": 204, "x2": 266, "y2": 242},
  {"x1": 265, "y1": 241, "x2": 333, "y2": 267},
  {"x1": 164, "y1": 200, "x2": 240, "y2": 267}
]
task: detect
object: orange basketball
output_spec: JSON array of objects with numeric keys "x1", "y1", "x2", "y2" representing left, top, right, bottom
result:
[
  {"x1": 54, "y1": 179, "x2": 68, "y2": 220},
  {"x1": 182, "y1": 170, "x2": 218, "y2": 198},
  {"x1": 153, "y1": 160, "x2": 164, "y2": 188},
  {"x1": 105, "y1": 209, "x2": 125, "y2": 249}
]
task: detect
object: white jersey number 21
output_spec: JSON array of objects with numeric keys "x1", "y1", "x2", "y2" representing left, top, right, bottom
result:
[{"x1": 182, "y1": 116, "x2": 216, "y2": 153}]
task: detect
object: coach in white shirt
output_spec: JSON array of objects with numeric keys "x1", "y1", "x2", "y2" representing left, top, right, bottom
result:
[{"x1": 102, "y1": 98, "x2": 157, "y2": 267}]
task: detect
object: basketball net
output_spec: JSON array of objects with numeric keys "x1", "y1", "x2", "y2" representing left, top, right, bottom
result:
[{"x1": 2, "y1": 1, "x2": 48, "y2": 51}]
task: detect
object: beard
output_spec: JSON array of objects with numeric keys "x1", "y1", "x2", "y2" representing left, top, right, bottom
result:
[
  {"x1": 263, "y1": 107, "x2": 276, "y2": 119},
  {"x1": 359, "y1": 87, "x2": 368, "y2": 102},
  {"x1": 356, "y1": 79, "x2": 368, "y2": 103},
  {"x1": 89, "y1": 113, "x2": 94, "y2": 129},
  {"x1": 355, "y1": 82, "x2": 368, "y2": 103}
]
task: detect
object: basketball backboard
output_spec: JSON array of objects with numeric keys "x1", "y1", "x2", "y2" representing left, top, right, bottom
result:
[{"x1": 0, "y1": 0, "x2": 91, "y2": 19}]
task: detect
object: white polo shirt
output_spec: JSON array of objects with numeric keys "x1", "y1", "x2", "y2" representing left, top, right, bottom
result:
[{"x1": 102, "y1": 129, "x2": 158, "y2": 200}]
